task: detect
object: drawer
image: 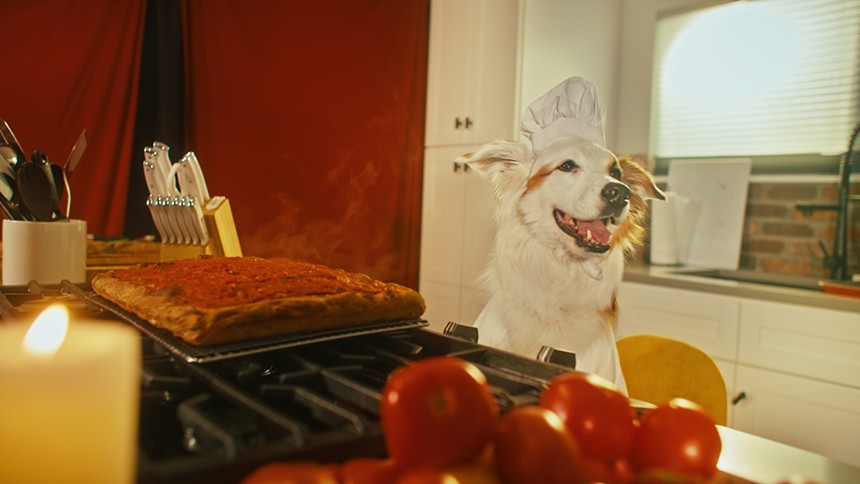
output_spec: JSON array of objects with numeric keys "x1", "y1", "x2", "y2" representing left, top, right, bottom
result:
[
  {"x1": 618, "y1": 282, "x2": 740, "y2": 360},
  {"x1": 738, "y1": 300, "x2": 860, "y2": 388}
]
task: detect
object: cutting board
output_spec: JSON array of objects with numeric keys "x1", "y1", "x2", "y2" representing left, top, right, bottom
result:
[{"x1": 666, "y1": 159, "x2": 752, "y2": 270}]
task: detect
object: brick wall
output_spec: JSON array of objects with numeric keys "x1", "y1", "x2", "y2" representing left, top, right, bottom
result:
[
  {"x1": 741, "y1": 181, "x2": 859, "y2": 278},
  {"x1": 639, "y1": 180, "x2": 859, "y2": 279}
]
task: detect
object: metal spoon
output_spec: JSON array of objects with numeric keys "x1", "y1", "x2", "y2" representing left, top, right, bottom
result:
[
  {"x1": 0, "y1": 146, "x2": 17, "y2": 201},
  {"x1": 0, "y1": 118, "x2": 26, "y2": 165},
  {"x1": 0, "y1": 144, "x2": 18, "y2": 171},
  {"x1": 16, "y1": 151, "x2": 61, "y2": 221}
]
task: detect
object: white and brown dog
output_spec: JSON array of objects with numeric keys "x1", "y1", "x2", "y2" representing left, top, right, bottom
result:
[{"x1": 460, "y1": 78, "x2": 663, "y2": 392}]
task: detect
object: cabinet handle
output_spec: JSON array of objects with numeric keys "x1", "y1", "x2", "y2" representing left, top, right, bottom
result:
[
  {"x1": 731, "y1": 391, "x2": 747, "y2": 405},
  {"x1": 453, "y1": 162, "x2": 471, "y2": 173},
  {"x1": 454, "y1": 117, "x2": 474, "y2": 129}
]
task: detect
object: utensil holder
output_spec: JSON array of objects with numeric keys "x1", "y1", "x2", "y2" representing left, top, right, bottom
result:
[{"x1": 160, "y1": 196, "x2": 242, "y2": 262}]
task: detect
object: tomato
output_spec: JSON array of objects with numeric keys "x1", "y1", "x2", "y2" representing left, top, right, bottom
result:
[
  {"x1": 241, "y1": 462, "x2": 339, "y2": 484},
  {"x1": 380, "y1": 357, "x2": 499, "y2": 469},
  {"x1": 539, "y1": 372, "x2": 636, "y2": 465},
  {"x1": 339, "y1": 457, "x2": 402, "y2": 484},
  {"x1": 492, "y1": 406, "x2": 584, "y2": 484},
  {"x1": 445, "y1": 444, "x2": 502, "y2": 484},
  {"x1": 395, "y1": 467, "x2": 459, "y2": 484},
  {"x1": 628, "y1": 398, "x2": 722, "y2": 481}
]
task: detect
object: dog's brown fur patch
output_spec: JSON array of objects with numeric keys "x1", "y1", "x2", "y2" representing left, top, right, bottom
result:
[{"x1": 614, "y1": 155, "x2": 664, "y2": 257}]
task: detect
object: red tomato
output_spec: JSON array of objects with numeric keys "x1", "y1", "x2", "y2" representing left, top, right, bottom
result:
[
  {"x1": 445, "y1": 444, "x2": 502, "y2": 484},
  {"x1": 395, "y1": 467, "x2": 459, "y2": 484},
  {"x1": 241, "y1": 462, "x2": 339, "y2": 484},
  {"x1": 380, "y1": 357, "x2": 499, "y2": 469},
  {"x1": 339, "y1": 457, "x2": 402, "y2": 484},
  {"x1": 539, "y1": 372, "x2": 636, "y2": 465},
  {"x1": 628, "y1": 398, "x2": 722, "y2": 481},
  {"x1": 492, "y1": 406, "x2": 584, "y2": 484}
]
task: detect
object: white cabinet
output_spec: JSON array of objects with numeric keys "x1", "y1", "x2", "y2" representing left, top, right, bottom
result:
[
  {"x1": 732, "y1": 365, "x2": 860, "y2": 468},
  {"x1": 618, "y1": 282, "x2": 740, "y2": 361},
  {"x1": 738, "y1": 300, "x2": 860, "y2": 389},
  {"x1": 425, "y1": 0, "x2": 519, "y2": 146},
  {"x1": 618, "y1": 280, "x2": 860, "y2": 467},
  {"x1": 420, "y1": 0, "x2": 519, "y2": 331},
  {"x1": 419, "y1": 146, "x2": 495, "y2": 332}
]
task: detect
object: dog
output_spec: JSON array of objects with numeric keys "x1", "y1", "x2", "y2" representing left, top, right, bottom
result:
[{"x1": 460, "y1": 135, "x2": 664, "y2": 392}]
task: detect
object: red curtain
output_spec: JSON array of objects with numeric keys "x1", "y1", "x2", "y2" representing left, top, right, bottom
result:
[
  {"x1": 182, "y1": 0, "x2": 428, "y2": 286},
  {"x1": 0, "y1": 0, "x2": 146, "y2": 235}
]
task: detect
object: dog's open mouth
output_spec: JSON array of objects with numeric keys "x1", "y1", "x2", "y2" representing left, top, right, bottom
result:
[{"x1": 553, "y1": 209, "x2": 614, "y2": 253}]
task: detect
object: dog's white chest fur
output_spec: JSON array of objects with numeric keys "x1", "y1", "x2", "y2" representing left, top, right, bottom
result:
[{"x1": 473, "y1": 221, "x2": 628, "y2": 393}]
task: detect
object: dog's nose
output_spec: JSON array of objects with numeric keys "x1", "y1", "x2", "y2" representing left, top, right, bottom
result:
[{"x1": 601, "y1": 182, "x2": 631, "y2": 209}]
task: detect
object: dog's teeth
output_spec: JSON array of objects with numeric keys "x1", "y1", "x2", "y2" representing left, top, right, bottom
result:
[{"x1": 586, "y1": 229, "x2": 593, "y2": 241}]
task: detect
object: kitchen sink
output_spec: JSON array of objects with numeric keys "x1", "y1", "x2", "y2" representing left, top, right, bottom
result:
[{"x1": 672, "y1": 268, "x2": 860, "y2": 295}]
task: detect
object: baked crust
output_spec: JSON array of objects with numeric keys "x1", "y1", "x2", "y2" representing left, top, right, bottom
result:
[{"x1": 91, "y1": 256, "x2": 426, "y2": 346}]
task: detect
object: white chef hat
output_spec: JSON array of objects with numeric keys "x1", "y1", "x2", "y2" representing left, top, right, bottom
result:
[{"x1": 521, "y1": 76, "x2": 606, "y2": 152}]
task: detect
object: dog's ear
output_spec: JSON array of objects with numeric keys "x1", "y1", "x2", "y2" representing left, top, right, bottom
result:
[
  {"x1": 615, "y1": 155, "x2": 665, "y2": 255},
  {"x1": 618, "y1": 155, "x2": 665, "y2": 202},
  {"x1": 457, "y1": 140, "x2": 534, "y2": 199}
]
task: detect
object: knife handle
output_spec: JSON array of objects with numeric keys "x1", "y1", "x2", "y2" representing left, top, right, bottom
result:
[
  {"x1": 178, "y1": 151, "x2": 210, "y2": 201},
  {"x1": 151, "y1": 143, "x2": 178, "y2": 195}
]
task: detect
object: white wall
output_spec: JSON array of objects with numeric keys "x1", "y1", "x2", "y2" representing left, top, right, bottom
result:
[
  {"x1": 519, "y1": 0, "x2": 706, "y2": 162},
  {"x1": 615, "y1": 0, "x2": 704, "y2": 159},
  {"x1": 519, "y1": 0, "x2": 621, "y2": 143}
]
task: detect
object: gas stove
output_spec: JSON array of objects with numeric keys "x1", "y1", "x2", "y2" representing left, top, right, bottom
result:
[{"x1": 0, "y1": 282, "x2": 576, "y2": 484}]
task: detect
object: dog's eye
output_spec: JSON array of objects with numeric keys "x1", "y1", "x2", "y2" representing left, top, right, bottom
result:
[
  {"x1": 558, "y1": 160, "x2": 578, "y2": 172},
  {"x1": 610, "y1": 164, "x2": 622, "y2": 180}
]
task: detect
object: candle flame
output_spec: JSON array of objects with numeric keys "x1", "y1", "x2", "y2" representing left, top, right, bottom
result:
[{"x1": 23, "y1": 304, "x2": 70, "y2": 355}]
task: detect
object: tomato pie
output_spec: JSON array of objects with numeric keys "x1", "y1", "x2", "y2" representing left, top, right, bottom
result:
[{"x1": 91, "y1": 256, "x2": 426, "y2": 346}]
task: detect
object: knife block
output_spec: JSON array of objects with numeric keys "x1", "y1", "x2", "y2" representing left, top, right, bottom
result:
[{"x1": 160, "y1": 196, "x2": 242, "y2": 262}]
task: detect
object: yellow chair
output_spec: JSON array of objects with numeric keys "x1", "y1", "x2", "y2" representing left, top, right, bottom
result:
[{"x1": 617, "y1": 334, "x2": 728, "y2": 425}]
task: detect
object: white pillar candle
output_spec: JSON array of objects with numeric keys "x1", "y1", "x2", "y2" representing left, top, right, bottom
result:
[{"x1": 0, "y1": 305, "x2": 140, "y2": 484}]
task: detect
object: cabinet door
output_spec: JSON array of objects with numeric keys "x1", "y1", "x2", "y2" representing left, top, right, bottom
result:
[
  {"x1": 460, "y1": 286, "x2": 489, "y2": 327},
  {"x1": 714, "y1": 358, "x2": 736, "y2": 427},
  {"x1": 419, "y1": 146, "x2": 470, "y2": 284},
  {"x1": 732, "y1": 365, "x2": 860, "y2": 468},
  {"x1": 425, "y1": 0, "x2": 519, "y2": 146},
  {"x1": 418, "y1": 279, "x2": 461, "y2": 333},
  {"x1": 460, "y1": 165, "x2": 495, "y2": 288},
  {"x1": 617, "y1": 282, "x2": 740, "y2": 361}
]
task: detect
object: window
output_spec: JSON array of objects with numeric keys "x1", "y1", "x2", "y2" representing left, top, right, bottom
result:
[{"x1": 651, "y1": 0, "x2": 860, "y2": 174}]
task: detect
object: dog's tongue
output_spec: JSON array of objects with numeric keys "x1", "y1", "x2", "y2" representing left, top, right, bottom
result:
[{"x1": 577, "y1": 220, "x2": 611, "y2": 244}]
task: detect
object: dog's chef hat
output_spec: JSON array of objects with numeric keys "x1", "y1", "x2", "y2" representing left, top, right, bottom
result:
[{"x1": 521, "y1": 76, "x2": 606, "y2": 152}]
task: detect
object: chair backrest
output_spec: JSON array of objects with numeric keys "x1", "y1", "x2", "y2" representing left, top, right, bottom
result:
[{"x1": 617, "y1": 334, "x2": 728, "y2": 425}]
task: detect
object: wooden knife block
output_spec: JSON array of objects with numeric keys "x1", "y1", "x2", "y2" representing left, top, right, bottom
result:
[{"x1": 160, "y1": 196, "x2": 242, "y2": 262}]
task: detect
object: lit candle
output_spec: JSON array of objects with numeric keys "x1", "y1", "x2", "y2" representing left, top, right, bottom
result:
[{"x1": 0, "y1": 305, "x2": 140, "y2": 484}]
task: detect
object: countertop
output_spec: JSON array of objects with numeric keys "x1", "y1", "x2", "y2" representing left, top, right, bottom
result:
[
  {"x1": 623, "y1": 264, "x2": 860, "y2": 314},
  {"x1": 716, "y1": 425, "x2": 860, "y2": 483}
]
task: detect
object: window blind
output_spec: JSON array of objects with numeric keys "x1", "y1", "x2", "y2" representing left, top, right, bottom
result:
[{"x1": 651, "y1": 0, "x2": 860, "y2": 163}]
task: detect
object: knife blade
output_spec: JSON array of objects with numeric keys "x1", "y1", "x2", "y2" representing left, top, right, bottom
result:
[{"x1": 64, "y1": 129, "x2": 88, "y2": 177}]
